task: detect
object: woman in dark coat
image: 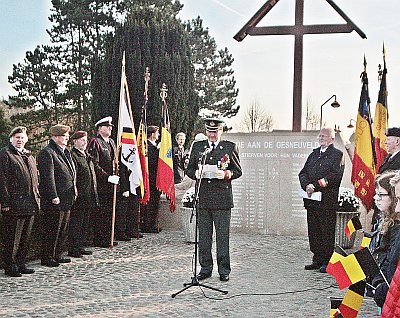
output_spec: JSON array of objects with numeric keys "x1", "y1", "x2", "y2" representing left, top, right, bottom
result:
[{"x1": 0, "y1": 126, "x2": 39, "y2": 277}]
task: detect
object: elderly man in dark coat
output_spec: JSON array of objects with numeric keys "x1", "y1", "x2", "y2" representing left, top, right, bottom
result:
[
  {"x1": 68, "y1": 131, "x2": 98, "y2": 257},
  {"x1": 299, "y1": 127, "x2": 344, "y2": 273},
  {"x1": 186, "y1": 118, "x2": 242, "y2": 282},
  {"x1": 87, "y1": 116, "x2": 119, "y2": 247},
  {"x1": 38, "y1": 124, "x2": 77, "y2": 267},
  {"x1": 0, "y1": 126, "x2": 40, "y2": 277}
]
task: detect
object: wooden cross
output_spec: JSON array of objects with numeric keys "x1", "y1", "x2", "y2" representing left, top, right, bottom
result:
[{"x1": 234, "y1": 0, "x2": 366, "y2": 132}]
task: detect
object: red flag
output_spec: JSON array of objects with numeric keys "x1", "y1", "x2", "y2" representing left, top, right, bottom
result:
[
  {"x1": 351, "y1": 57, "x2": 376, "y2": 210},
  {"x1": 373, "y1": 44, "x2": 388, "y2": 171},
  {"x1": 156, "y1": 84, "x2": 176, "y2": 212}
]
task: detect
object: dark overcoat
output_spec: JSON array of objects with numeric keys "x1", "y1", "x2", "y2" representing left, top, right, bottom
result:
[
  {"x1": 186, "y1": 139, "x2": 242, "y2": 210},
  {"x1": 37, "y1": 139, "x2": 76, "y2": 211},
  {"x1": 0, "y1": 144, "x2": 40, "y2": 215},
  {"x1": 147, "y1": 142, "x2": 159, "y2": 188},
  {"x1": 71, "y1": 147, "x2": 99, "y2": 209},
  {"x1": 298, "y1": 144, "x2": 344, "y2": 210},
  {"x1": 378, "y1": 151, "x2": 400, "y2": 174},
  {"x1": 87, "y1": 135, "x2": 116, "y2": 193}
]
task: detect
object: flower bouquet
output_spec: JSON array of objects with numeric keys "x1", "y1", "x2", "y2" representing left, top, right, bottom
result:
[
  {"x1": 182, "y1": 187, "x2": 195, "y2": 208},
  {"x1": 338, "y1": 187, "x2": 360, "y2": 212}
]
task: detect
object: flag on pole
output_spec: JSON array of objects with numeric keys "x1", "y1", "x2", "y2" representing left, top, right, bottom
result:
[
  {"x1": 137, "y1": 67, "x2": 151, "y2": 204},
  {"x1": 344, "y1": 216, "x2": 362, "y2": 239},
  {"x1": 373, "y1": 43, "x2": 388, "y2": 172},
  {"x1": 337, "y1": 281, "x2": 366, "y2": 318},
  {"x1": 156, "y1": 83, "x2": 176, "y2": 212},
  {"x1": 327, "y1": 247, "x2": 379, "y2": 290},
  {"x1": 330, "y1": 297, "x2": 343, "y2": 318},
  {"x1": 360, "y1": 231, "x2": 373, "y2": 249},
  {"x1": 117, "y1": 53, "x2": 143, "y2": 195},
  {"x1": 351, "y1": 57, "x2": 376, "y2": 210}
]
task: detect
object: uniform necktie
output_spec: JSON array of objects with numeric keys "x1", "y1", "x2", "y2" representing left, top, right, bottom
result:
[{"x1": 211, "y1": 142, "x2": 215, "y2": 151}]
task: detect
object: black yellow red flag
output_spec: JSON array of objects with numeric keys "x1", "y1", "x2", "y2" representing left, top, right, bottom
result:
[
  {"x1": 156, "y1": 83, "x2": 176, "y2": 212},
  {"x1": 351, "y1": 57, "x2": 376, "y2": 210},
  {"x1": 373, "y1": 43, "x2": 388, "y2": 172}
]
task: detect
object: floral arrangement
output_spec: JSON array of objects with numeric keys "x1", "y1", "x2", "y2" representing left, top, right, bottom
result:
[
  {"x1": 182, "y1": 187, "x2": 195, "y2": 208},
  {"x1": 338, "y1": 187, "x2": 361, "y2": 212},
  {"x1": 218, "y1": 154, "x2": 230, "y2": 170}
]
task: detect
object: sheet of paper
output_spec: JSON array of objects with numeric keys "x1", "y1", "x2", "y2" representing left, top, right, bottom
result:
[
  {"x1": 198, "y1": 164, "x2": 218, "y2": 179},
  {"x1": 298, "y1": 189, "x2": 322, "y2": 201}
]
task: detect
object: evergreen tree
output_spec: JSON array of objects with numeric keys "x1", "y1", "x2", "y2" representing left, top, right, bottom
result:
[{"x1": 185, "y1": 16, "x2": 239, "y2": 118}]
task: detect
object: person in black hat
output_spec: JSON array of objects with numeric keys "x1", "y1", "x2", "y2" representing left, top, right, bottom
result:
[
  {"x1": 141, "y1": 125, "x2": 161, "y2": 233},
  {"x1": 0, "y1": 126, "x2": 40, "y2": 277},
  {"x1": 87, "y1": 117, "x2": 120, "y2": 247},
  {"x1": 68, "y1": 131, "x2": 98, "y2": 257},
  {"x1": 38, "y1": 124, "x2": 77, "y2": 267},
  {"x1": 186, "y1": 118, "x2": 242, "y2": 282}
]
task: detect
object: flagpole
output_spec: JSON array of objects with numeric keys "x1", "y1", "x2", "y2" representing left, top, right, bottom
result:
[
  {"x1": 110, "y1": 51, "x2": 126, "y2": 247},
  {"x1": 136, "y1": 67, "x2": 151, "y2": 239}
]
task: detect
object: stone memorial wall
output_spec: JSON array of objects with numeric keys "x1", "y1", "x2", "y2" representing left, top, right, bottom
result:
[{"x1": 160, "y1": 131, "x2": 354, "y2": 237}]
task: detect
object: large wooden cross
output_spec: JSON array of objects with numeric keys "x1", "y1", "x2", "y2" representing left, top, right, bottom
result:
[{"x1": 234, "y1": 0, "x2": 366, "y2": 132}]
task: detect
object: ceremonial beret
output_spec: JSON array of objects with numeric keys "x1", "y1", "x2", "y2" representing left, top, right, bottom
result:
[
  {"x1": 49, "y1": 124, "x2": 70, "y2": 136},
  {"x1": 71, "y1": 131, "x2": 87, "y2": 140},
  {"x1": 386, "y1": 127, "x2": 400, "y2": 138},
  {"x1": 147, "y1": 125, "x2": 159, "y2": 134},
  {"x1": 95, "y1": 116, "x2": 114, "y2": 127},
  {"x1": 9, "y1": 126, "x2": 27, "y2": 138},
  {"x1": 204, "y1": 118, "x2": 224, "y2": 132}
]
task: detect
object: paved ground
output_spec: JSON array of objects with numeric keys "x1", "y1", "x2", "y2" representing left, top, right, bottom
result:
[{"x1": 0, "y1": 231, "x2": 379, "y2": 317}]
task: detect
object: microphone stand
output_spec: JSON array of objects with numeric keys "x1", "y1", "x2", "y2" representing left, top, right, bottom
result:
[{"x1": 172, "y1": 148, "x2": 228, "y2": 298}]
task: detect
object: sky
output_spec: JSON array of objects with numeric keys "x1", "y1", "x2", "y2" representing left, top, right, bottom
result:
[{"x1": 1, "y1": 0, "x2": 400, "y2": 141}]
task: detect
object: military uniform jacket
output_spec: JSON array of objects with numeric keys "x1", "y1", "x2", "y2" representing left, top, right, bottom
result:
[
  {"x1": 0, "y1": 144, "x2": 40, "y2": 215},
  {"x1": 38, "y1": 139, "x2": 77, "y2": 211},
  {"x1": 186, "y1": 139, "x2": 242, "y2": 210},
  {"x1": 71, "y1": 147, "x2": 99, "y2": 209},
  {"x1": 378, "y1": 151, "x2": 400, "y2": 174},
  {"x1": 298, "y1": 144, "x2": 344, "y2": 210},
  {"x1": 87, "y1": 135, "x2": 116, "y2": 193}
]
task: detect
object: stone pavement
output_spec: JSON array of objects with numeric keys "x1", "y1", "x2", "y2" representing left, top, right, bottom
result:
[{"x1": 0, "y1": 231, "x2": 380, "y2": 317}]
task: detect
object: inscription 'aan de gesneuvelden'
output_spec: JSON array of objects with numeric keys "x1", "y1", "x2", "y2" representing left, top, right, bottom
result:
[{"x1": 235, "y1": 140, "x2": 320, "y2": 149}]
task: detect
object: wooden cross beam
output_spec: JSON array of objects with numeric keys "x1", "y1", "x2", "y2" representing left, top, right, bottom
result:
[{"x1": 234, "y1": 0, "x2": 366, "y2": 132}]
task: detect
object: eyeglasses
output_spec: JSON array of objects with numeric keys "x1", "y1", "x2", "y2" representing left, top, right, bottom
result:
[
  {"x1": 374, "y1": 193, "x2": 390, "y2": 200},
  {"x1": 317, "y1": 135, "x2": 332, "y2": 139}
]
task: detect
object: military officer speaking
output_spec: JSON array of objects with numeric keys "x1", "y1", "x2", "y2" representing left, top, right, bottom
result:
[{"x1": 186, "y1": 118, "x2": 242, "y2": 282}]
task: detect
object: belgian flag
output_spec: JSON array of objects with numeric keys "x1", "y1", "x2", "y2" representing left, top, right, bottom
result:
[
  {"x1": 344, "y1": 216, "x2": 362, "y2": 239},
  {"x1": 351, "y1": 57, "x2": 376, "y2": 209},
  {"x1": 330, "y1": 297, "x2": 343, "y2": 317},
  {"x1": 327, "y1": 248, "x2": 379, "y2": 290},
  {"x1": 337, "y1": 281, "x2": 366, "y2": 318},
  {"x1": 360, "y1": 231, "x2": 373, "y2": 249}
]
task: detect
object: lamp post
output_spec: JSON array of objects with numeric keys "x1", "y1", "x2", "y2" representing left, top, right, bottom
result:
[
  {"x1": 347, "y1": 119, "x2": 356, "y2": 128},
  {"x1": 320, "y1": 95, "x2": 340, "y2": 129}
]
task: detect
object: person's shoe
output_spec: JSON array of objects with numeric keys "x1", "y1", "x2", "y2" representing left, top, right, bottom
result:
[
  {"x1": 55, "y1": 257, "x2": 71, "y2": 264},
  {"x1": 18, "y1": 265, "x2": 35, "y2": 274},
  {"x1": 41, "y1": 259, "x2": 60, "y2": 267},
  {"x1": 196, "y1": 272, "x2": 212, "y2": 281},
  {"x1": 319, "y1": 264, "x2": 327, "y2": 273},
  {"x1": 4, "y1": 264, "x2": 22, "y2": 277},
  {"x1": 304, "y1": 262, "x2": 322, "y2": 270},
  {"x1": 68, "y1": 250, "x2": 83, "y2": 258},
  {"x1": 79, "y1": 249, "x2": 93, "y2": 255},
  {"x1": 219, "y1": 274, "x2": 229, "y2": 282}
]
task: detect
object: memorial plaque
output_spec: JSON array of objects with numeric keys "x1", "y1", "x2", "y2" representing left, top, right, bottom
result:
[{"x1": 227, "y1": 131, "x2": 352, "y2": 236}]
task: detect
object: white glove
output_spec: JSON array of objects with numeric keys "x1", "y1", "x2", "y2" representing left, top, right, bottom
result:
[
  {"x1": 122, "y1": 191, "x2": 130, "y2": 197},
  {"x1": 215, "y1": 170, "x2": 225, "y2": 180},
  {"x1": 108, "y1": 175, "x2": 120, "y2": 185},
  {"x1": 195, "y1": 170, "x2": 201, "y2": 179}
]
